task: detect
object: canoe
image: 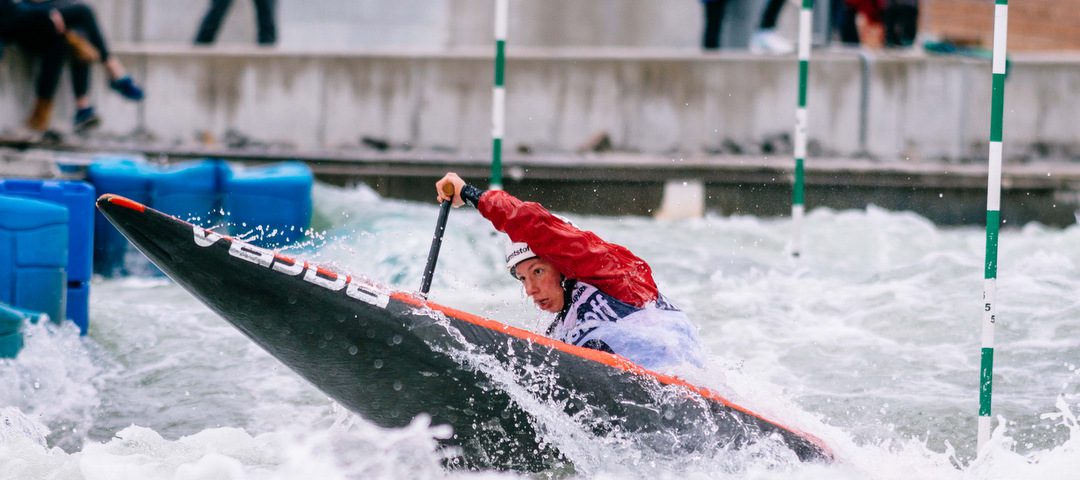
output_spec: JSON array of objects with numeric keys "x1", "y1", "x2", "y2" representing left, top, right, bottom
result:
[{"x1": 96, "y1": 193, "x2": 833, "y2": 470}]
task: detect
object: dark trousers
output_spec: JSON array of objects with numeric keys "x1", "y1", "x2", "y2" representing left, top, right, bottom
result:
[
  {"x1": 3, "y1": 3, "x2": 104, "y2": 99},
  {"x1": 882, "y1": 1, "x2": 918, "y2": 47},
  {"x1": 758, "y1": 0, "x2": 786, "y2": 30},
  {"x1": 194, "y1": 0, "x2": 277, "y2": 45},
  {"x1": 832, "y1": 0, "x2": 860, "y2": 45},
  {"x1": 701, "y1": 0, "x2": 728, "y2": 50}
]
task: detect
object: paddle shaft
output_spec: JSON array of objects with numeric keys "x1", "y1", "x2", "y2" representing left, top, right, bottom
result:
[{"x1": 420, "y1": 184, "x2": 455, "y2": 297}]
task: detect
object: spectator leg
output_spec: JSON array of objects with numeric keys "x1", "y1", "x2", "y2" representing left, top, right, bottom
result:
[
  {"x1": 253, "y1": 0, "x2": 276, "y2": 45},
  {"x1": 71, "y1": 59, "x2": 90, "y2": 99},
  {"x1": 702, "y1": 0, "x2": 727, "y2": 50},
  {"x1": 57, "y1": 4, "x2": 111, "y2": 60},
  {"x1": 195, "y1": 0, "x2": 234, "y2": 44},
  {"x1": 759, "y1": 0, "x2": 786, "y2": 30}
]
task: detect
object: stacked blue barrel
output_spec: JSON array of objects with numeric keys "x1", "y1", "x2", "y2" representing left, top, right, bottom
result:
[
  {"x1": 87, "y1": 158, "x2": 225, "y2": 276},
  {"x1": 88, "y1": 157, "x2": 313, "y2": 274},
  {"x1": 0, "y1": 157, "x2": 312, "y2": 357},
  {"x1": 0, "y1": 180, "x2": 95, "y2": 356},
  {"x1": 223, "y1": 162, "x2": 313, "y2": 247}
]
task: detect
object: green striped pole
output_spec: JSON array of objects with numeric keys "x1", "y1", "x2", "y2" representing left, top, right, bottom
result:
[
  {"x1": 978, "y1": 0, "x2": 1009, "y2": 454},
  {"x1": 791, "y1": 0, "x2": 813, "y2": 257},
  {"x1": 489, "y1": 0, "x2": 508, "y2": 190}
]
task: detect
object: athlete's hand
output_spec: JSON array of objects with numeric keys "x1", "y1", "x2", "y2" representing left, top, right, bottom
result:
[{"x1": 435, "y1": 172, "x2": 466, "y2": 207}]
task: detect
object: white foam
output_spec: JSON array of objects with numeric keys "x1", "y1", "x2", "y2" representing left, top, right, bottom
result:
[{"x1": 7, "y1": 188, "x2": 1079, "y2": 478}]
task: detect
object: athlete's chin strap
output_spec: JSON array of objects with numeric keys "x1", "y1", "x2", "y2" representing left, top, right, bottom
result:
[
  {"x1": 546, "y1": 277, "x2": 575, "y2": 335},
  {"x1": 547, "y1": 277, "x2": 614, "y2": 354}
]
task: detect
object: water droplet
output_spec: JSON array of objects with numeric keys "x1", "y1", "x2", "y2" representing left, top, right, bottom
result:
[
  {"x1": 393, "y1": 381, "x2": 403, "y2": 391},
  {"x1": 348, "y1": 345, "x2": 359, "y2": 356},
  {"x1": 374, "y1": 359, "x2": 384, "y2": 369},
  {"x1": 391, "y1": 335, "x2": 403, "y2": 345}
]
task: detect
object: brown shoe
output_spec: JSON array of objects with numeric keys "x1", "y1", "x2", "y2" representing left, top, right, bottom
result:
[
  {"x1": 25, "y1": 98, "x2": 54, "y2": 132},
  {"x1": 64, "y1": 31, "x2": 100, "y2": 63}
]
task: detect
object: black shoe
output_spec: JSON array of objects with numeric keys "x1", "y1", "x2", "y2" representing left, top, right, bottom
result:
[
  {"x1": 74, "y1": 106, "x2": 101, "y2": 134},
  {"x1": 109, "y1": 76, "x2": 144, "y2": 101}
]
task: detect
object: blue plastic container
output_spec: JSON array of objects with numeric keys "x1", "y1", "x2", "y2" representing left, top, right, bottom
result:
[
  {"x1": 87, "y1": 158, "x2": 224, "y2": 275},
  {"x1": 0, "y1": 303, "x2": 45, "y2": 358},
  {"x1": 0, "y1": 179, "x2": 95, "y2": 333},
  {"x1": 0, "y1": 304, "x2": 22, "y2": 357},
  {"x1": 222, "y1": 162, "x2": 313, "y2": 247},
  {"x1": 0, "y1": 179, "x2": 94, "y2": 282},
  {"x1": 67, "y1": 282, "x2": 89, "y2": 335},
  {"x1": 0, "y1": 331, "x2": 22, "y2": 358},
  {"x1": 0, "y1": 195, "x2": 68, "y2": 325}
]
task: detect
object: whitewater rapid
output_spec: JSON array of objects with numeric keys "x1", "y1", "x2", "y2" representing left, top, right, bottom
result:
[{"x1": 1, "y1": 182, "x2": 1078, "y2": 479}]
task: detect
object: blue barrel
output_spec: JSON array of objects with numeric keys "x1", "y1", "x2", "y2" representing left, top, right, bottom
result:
[
  {"x1": 67, "y1": 282, "x2": 90, "y2": 334},
  {"x1": 87, "y1": 158, "x2": 224, "y2": 275},
  {"x1": 0, "y1": 195, "x2": 68, "y2": 325},
  {"x1": 153, "y1": 160, "x2": 224, "y2": 225},
  {"x1": 222, "y1": 162, "x2": 312, "y2": 247},
  {"x1": 0, "y1": 179, "x2": 95, "y2": 334},
  {"x1": 0, "y1": 303, "x2": 25, "y2": 358},
  {"x1": 0, "y1": 179, "x2": 94, "y2": 282},
  {"x1": 0, "y1": 303, "x2": 45, "y2": 358}
]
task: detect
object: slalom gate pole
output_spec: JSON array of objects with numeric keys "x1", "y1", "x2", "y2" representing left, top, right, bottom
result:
[
  {"x1": 791, "y1": 0, "x2": 814, "y2": 258},
  {"x1": 489, "y1": 0, "x2": 508, "y2": 190},
  {"x1": 419, "y1": 183, "x2": 455, "y2": 298},
  {"x1": 978, "y1": 0, "x2": 1009, "y2": 455}
]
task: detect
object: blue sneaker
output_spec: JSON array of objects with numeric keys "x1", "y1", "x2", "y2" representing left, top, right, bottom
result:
[
  {"x1": 109, "y1": 76, "x2": 144, "y2": 101},
  {"x1": 73, "y1": 106, "x2": 101, "y2": 133}
]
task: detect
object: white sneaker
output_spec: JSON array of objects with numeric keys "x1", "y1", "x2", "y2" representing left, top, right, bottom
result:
[{"x1": 750, "y1": 29, "x2": 795, "y2": 55}]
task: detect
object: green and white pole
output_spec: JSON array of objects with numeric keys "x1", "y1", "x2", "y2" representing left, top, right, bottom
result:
[
  {"x1": 489, "y1": 0, "x2": 508, "y2": 190},
  {"x1": 791, "y1": 0, "x2": 813, "y2": 257},
  {"x1": 978, "y1": 0, "x2": 1009, "y2": 454}
]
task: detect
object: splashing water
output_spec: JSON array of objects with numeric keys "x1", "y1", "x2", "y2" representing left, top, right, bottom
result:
[{"x1": 1, "y1": 183, "x2": 1079, "y2": 479}]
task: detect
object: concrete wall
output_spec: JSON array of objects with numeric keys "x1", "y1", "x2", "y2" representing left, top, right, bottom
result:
[
  {"x1": 864, "y1": 54, "x2": 1080, "y2": 162},
  {"x1": 3, "y1": 46, "x2": 1079, "y2": 162}
]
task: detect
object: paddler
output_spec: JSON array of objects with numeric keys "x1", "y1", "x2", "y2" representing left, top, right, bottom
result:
[{"x1": 435, "y1": 172, "x2": 703, "y2": 370}]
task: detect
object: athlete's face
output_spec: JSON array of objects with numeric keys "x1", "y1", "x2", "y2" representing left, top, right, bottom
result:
[{"x1": 513, "y1": 258, "x2": 564, "y2": 313}]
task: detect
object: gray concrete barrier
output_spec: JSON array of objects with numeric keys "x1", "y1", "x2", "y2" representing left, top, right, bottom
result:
[{"x1": 3, "y1": 45, "x2": 1077, "y2": 164}]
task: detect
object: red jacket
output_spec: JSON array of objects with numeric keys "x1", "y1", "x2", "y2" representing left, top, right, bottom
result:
[{"x1": 478, "y1": 190, "x2": 659, "y2": 307}]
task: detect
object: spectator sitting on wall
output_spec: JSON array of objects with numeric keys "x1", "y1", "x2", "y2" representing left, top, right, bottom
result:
[
  {"x1": 194, "y1": 0, "x2": 277, "y2": 46},
  {"x1": 0, "y1": 0, "x2": 144, "y2": 135},
  {"x1": 831, "y1": 0, "x2": 860, "y2": 45},
  {"x1": 845, "y1": 0, "x2": 919, "y2": 48}
]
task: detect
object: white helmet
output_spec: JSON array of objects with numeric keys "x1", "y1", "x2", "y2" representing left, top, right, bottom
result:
[{"x1": 504, "y1": 241, "x2": 536, "y2": 276}]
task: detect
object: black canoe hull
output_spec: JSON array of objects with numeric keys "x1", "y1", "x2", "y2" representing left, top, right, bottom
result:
[{"x1": 96, "y1": 194, "x2": 833, "y2": 470}]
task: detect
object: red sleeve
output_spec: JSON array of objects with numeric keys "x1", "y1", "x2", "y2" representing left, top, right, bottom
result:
[
  {"x1": 478, "y1": 190, "x2": 658, "y2": 307},
  {"x1": 845, "y1": 0, "x2": 883, "y2": 23}
]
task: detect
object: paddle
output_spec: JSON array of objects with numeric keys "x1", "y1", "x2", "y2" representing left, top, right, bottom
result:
[{"x1": 419, "y1": 182, "x2": 455, "y2": 298}]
